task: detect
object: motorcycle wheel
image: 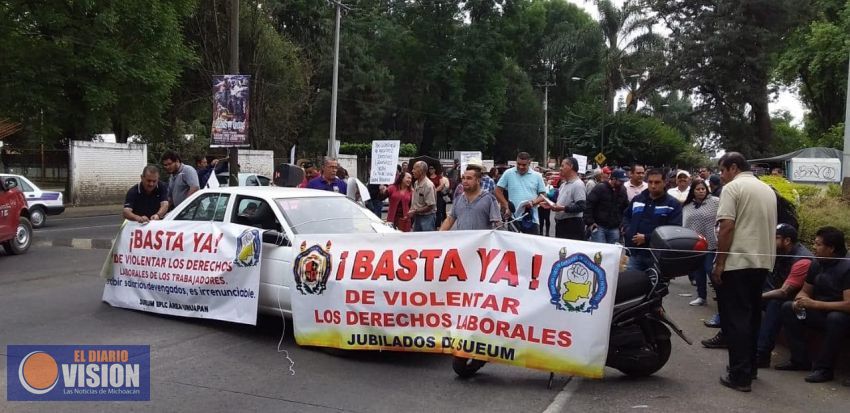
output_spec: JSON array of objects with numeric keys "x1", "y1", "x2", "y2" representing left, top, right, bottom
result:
[
  {"x1": 452, "y1": 356, "x2": 487, "y2": 378},
  {"x1": 615, "y1": 322, "x2": 672, "y2": 378}
]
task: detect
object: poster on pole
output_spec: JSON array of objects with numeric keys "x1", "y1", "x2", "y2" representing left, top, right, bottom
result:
[
  {"x1": 290, "y1": 231, "x2": 622, "y2": 378},
  {"x1": 211, "y1": 75, "x2": 251, "y2": 148},
  {"x1": 572, "y1": 154, "x2": 588, "y2": 174},
  {"x1": 459, "y1": 151, "x2": 482, "y2": 172},
  {"x1": 102, "y1": 221, "x2": 262, "y2": 325},
  {"x1": 369, "y1": 140, "x2": 401, "y2": 184}
]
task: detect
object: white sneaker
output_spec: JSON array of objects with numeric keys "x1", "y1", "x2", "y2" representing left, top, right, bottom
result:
[{"x1": 689, "y1": 297, "x2": 706, "y2": 306}]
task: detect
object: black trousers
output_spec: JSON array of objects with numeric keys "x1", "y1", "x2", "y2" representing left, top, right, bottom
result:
[
  {"x1": 717, "y1": 268, "x2": 768, "y2": 384},
  {"x1": 555, "y1": 217, "x2": 585, "y2": 241},
  {"x1": 538, "y1": 207, "x2": 551, "y2": 235},
  {"x1": 780, "y1": 301, "x2": 850, "y2": 371}
]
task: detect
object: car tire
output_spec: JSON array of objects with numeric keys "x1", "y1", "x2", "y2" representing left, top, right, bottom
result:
[
  {"x1": 3, "y1": 217, "x2": 33, "y2": 255},
  {"x1": 30, "y1": 206, "x2": 46, "y2": 228}
]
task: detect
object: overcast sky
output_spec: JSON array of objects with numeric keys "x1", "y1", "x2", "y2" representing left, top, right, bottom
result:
[{"x1": 566, "y1": 0, "x2": 807, "y2": 125}]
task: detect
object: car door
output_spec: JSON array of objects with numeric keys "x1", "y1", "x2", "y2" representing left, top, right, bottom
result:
[
  {"x1": 230, "y1": 195, "x2": 293, "y2": 314},
  {"x1": 0, "y1": 180, "x2": 13, "y2": 240}
]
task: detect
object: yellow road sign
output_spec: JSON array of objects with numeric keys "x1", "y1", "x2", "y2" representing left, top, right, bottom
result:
[{"x1": 594, "y1": 153, "x2": 606, "y2": 165}]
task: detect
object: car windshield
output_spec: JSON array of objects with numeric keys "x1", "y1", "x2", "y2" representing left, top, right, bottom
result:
[{"x1": 276, "y1": 197, "x2": 379, "y2": 235}]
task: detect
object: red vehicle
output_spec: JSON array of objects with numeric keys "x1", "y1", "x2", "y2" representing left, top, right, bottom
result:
[{"x1": 0, "y1": 176, "x2": 32, "y2": 255}]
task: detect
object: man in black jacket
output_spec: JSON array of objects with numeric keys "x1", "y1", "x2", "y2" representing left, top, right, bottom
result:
[{"x1": 585, "y1": 168, "x2": 629, "y2": 244}]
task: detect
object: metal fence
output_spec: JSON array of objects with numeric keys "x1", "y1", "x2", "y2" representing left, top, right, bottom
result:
[{"x1": 0, "y1": 148, "x2": 68, "y2": 185}]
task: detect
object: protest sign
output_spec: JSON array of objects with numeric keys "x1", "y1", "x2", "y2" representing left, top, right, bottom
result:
[
  {"x1": 290, "y1": 231, "x2": 622, "y2": 378},
  {"x1": 572, "y1": 154, "x2": 588, "y2": 174},
  {"x1": 211, "y1": 75, "x2": 251, "y2": 147},
  {"x1": 369, "y1": 140, "x2": 401, "y2": 184},
  {"x1": 102, "y1": 221, "x2": 262, "y2": 325},
  {"x1": 459, "y1": 151, "x2": 482, "y2": 172}
]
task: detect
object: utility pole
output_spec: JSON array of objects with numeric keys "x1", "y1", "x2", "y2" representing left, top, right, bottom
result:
[
  {"x1": 228, "y1": 0, "x2": 240, "y2": 186},
  {"x1": 843, "y1": 55, "x2": 850, "y2": 196},
  {"x1": 328, "y1": 1, "x2": 350, "y2": 159},
  {"x1": 537, "y1": 82, "x2": 555, "y2": 167}
]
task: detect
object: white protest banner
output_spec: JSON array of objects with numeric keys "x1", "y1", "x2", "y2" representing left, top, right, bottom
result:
[
  {"x1": 102, "y1": 221, "x2": 262, "y2": 325},
  {"x1": 369, "y1": 140, "x2": 401, "y2": 184},
  {"x1": 572, "y1": 154, "x2": 588, "y2": 175},
  {"x1": 459, "y1": 151, "x2": 482, "y2": 172},
  {"x1": 290, "y1": 231, "x2": 622, "y2": 378}
]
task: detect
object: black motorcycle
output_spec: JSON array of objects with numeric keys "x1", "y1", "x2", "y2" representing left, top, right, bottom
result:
[{"x1": 453, "y1": 225, "x2": 708, "y2": 378}]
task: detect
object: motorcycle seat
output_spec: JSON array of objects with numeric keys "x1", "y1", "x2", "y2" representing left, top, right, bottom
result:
[{"x1": 615, "y1": 269, "x2": 653, "y2": 303}]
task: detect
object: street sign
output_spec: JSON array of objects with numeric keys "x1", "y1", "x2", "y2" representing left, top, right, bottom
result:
[{"x1": 594, "y1": 153, "x2": 606, "y2": 165}]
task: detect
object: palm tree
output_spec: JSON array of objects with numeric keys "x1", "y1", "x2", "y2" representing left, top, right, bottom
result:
[{"x1": 593, "y1": 0, "x2": 666, "y2": 113}]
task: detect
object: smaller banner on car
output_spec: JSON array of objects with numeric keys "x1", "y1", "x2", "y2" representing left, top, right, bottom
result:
[
  {"x1": 369, "y1": 140, "x2": 401, "y2": 184},
  {"x1": 211, "y1": 74, "x2": 251, "y2": 147},
  {"x1": 102, "y1": 221, "x2": 262, "y2": 325},
  {"x1": 290, "y1": 231, "x2": 622, "y2": 378}
]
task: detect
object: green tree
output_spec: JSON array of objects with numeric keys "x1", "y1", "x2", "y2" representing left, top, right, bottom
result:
[
  {"x1": 646, "y1": 0, "x2": 807, "y2": 158},
  {"x1": 0, "y1": 0, "x2": 197, "y2": 145}
]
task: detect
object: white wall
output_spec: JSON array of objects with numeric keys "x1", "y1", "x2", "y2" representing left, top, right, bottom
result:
[
  {"x1": 238, "y1": 149, "x2": 274, "y2": 178},
  {"x1": 69, "y1": 141, "x2": 147, "y2": 206},
  {"x1": 338, "y1": 154, "x2": 358, "y2": 180}
]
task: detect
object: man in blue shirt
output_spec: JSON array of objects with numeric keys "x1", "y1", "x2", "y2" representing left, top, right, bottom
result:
[
  {"x1": 623, "y1": 168, "x2": 683, "y2": 271},
  {"x1": 306, "y1": 158, "x2": 348, "y2": 194},
  {"x1": 495, "y1": 152, "x2": 547, "y2": 235}
]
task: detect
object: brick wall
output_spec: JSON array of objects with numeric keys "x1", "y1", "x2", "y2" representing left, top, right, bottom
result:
[
  {"x1": 69, "y1": 141, "x2": 147, "y2": 206},
  {"x1": 238, "y1": 149, "x2": 274, "y2": 178},
  {"x1": 338, "y1": 154, "x2": 358, "y2": 180}
]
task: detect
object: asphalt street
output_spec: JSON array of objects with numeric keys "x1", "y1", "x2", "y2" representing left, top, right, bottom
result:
[
  {"x1": 2, "y1": 233, "x2": 849, "y2": 412},
  {"x1": 33, "y1": 214, "x2": 123, "y2": 244}
]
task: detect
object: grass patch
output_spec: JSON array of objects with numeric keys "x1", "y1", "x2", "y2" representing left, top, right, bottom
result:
[{"x1": 798, "y1": 196, "x2": 850, "y2": 250}]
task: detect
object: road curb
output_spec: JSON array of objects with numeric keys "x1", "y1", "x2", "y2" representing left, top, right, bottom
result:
[{"x1": 36, "y1": 238, "x2": 114, "y2": 250}]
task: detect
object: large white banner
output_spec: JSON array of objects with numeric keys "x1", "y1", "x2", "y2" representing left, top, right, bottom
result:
[
  {"x1": 290, "y1": 231, "x2": 622, "y2": 378},
  {"x1": 102, "y1": 221, "x2": 262, "y2": 325},
  {"x1": 369, "y1": 140, "x2": 401, "y2": 184}
]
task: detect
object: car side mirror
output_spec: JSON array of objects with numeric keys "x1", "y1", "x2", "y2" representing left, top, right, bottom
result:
[
  {"x1": 4, "y1": 178, "x2": 16, "y2": 189},
  {"x1": 262, "y1": 230, "x2": 290, "y2": 247}
]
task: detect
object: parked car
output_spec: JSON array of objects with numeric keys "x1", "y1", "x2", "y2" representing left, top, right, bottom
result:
[
  {"x1": 163, "y1": 187, "x2": 396, "y2": 315},
  {"x1": 215, "y1": 172, "x2": 271, "y2": 187},
  {"x1": 0, "y1": 174, "x2": 64, "y2": 228},
  {"x1": 0, "y1": 176, "x2": 33, "y2": 255}
]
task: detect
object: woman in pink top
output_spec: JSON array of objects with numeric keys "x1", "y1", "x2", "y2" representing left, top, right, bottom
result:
[{"x1": 385, "y1": 172, "x2": 413, "y2": 232}]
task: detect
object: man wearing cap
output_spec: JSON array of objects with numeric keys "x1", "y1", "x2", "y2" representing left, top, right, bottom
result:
[
  {"x1": 548, "y1": 157, "x2": 586, "y2": 240},
  {"x1": 585, "y1": 168, "x2": 630, "y2": 244},
  {"x1": 586, "y1": 166, "x2": 611, "y2": 195},
  {"x1": 667, "y1": 170, "x2": 691, "y2": 203},
  {"x1": 495, "y1": 152, "x2": 547, "y2": 235},
  {"x1": 754, "y1": 224, "x2": 815, "y2": 368}
]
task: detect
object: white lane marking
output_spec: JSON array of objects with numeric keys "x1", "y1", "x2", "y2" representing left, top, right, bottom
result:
[
  {"x1": 71, "y1": 239, "x2": 92, "y2": 249},
  {"x1": 37, "y1": 224, "x2": 121, "y2": 233},
  {"x1": 542, "y1": 376, "x2": 581, "y2": 413}
]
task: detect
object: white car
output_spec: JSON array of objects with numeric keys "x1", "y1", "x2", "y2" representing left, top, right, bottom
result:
[
  {"x1": 163, "y1": 187, "x2": 395, "y2": 316},
  {"x1": 0, "y1": 174, "x2": 64, "y2": 228},
  {"x1": 214, "y1": 172, "x2": 271, "y2": 187}
]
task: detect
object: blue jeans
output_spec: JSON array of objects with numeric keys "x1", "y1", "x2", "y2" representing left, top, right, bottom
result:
[
  {"x1": 689, "y1": 251, "x2": 715, "y2": 300},
  {"x1": 756, "y1": 298, "x2": 784, "y2": 356},
  {"x1": 590, "y1": 226, "x2": 620, "y2": 244},
  {"x1": 626, "y1": 252, "x2": 653, "y2": 272},
  {"x1": 413, "y1": 213, "x2": 436, "y2": 232}
]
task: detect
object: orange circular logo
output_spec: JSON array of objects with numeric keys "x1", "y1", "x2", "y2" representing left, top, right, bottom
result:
[{"x1": 18, "y1": 351, "x2": 59, "y2": 394}]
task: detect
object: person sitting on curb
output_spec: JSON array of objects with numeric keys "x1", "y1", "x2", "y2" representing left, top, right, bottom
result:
[
  {"x1": 776, "y1": 226, "x2": 850, "y2": 383},
  {"x1": 755, "y1": 224, "x2": 815, "y2": 368}
]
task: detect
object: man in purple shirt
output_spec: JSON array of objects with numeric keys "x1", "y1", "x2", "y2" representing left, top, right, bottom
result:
[{"x1": 306, "y1": 158, "x2": 348, "y2": 194}]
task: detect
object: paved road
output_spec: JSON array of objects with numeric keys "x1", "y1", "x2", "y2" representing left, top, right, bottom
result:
[
  {"x1": 33, "y1": 214, "x2": 123, "y2": 245},
  {"x1": 2, "y1": 243, "x2": 848, "y2": 412}
]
